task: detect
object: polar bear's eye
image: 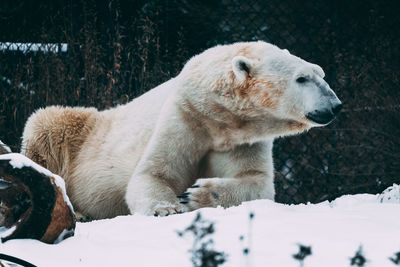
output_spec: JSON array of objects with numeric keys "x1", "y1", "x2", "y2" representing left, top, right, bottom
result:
[{"x1": 296, "y1": 77, "x2": 307, "y2": 83}]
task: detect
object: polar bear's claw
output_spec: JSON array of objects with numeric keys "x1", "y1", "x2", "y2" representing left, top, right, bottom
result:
[
  {"x1": 177, "y1": 192, "x2": 191, "y2": 199},
  {"x1": 153, "y1": 205, "x2": 187, "y2": 217},
  {"x1": 183, "y1": 183, "x2": 218, "y2": 211}
]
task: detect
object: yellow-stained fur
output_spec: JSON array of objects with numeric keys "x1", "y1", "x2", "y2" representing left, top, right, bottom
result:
[{"x1": 22, "y1": 106, "x2": 99, "y2": 186}]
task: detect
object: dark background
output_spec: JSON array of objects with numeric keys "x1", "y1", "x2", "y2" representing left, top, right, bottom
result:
[{"x1": 0, "y1": 0, "x2": 399, "y2": 204}]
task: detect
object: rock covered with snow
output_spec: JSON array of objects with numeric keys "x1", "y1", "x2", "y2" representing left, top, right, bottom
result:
[
  {"x1": 0, "y1": 153, "x2": 75, "y2": 244},
  {"x1": 378, "y1": 184, "x2": 400, "y2": 203}
]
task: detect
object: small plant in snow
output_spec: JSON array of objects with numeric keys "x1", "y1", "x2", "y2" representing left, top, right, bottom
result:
[
  {"x1": 389, "y1": 251, "x2": 400, "y2": 265},
  {"x1": 292, "y1": 244, "x2": 312, "y2": 267},
  {"x1": 177, "y1": 213, "x2": 227, "y2": 267},
  {"x1": 238, "y1": 212, "x2": 255, "y2": 267},
  {"x1": 350, "y1": 246, "x2": 367, "y2": 266}
]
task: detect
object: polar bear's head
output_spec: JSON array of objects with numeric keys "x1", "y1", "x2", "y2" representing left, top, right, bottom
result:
[
  {"x1": 227, "y1": 42, "x2": 342, "y2": 129},
  {"x1": 181, "y1": 41, "x2": 342, "y2": 138}
]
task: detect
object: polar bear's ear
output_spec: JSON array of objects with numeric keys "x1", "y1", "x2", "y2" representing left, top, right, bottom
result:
[
  {"x1": 232, "y1": 56, "x2": 253, "y2": 82},
  {"x1": 311, "y1": 63, "x2": 325, "y2": 78}
]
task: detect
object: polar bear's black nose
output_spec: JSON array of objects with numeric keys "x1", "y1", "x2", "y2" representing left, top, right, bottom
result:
[{"x1": 332, "y1": 103, "x2": 343, "y2": 115}]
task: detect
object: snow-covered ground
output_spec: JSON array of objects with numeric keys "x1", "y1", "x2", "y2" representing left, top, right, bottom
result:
[{"x1": 1, "y1": 185, "x2": 399, "y2": 267}]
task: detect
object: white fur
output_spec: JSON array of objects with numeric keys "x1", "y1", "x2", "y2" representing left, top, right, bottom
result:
[{"x1": 21, "y1": 41, "x2": 341, "y2": 218}]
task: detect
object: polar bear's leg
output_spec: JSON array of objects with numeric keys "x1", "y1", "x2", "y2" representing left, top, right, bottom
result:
[
  {"x1": 180, "y1": 141, "x2": 275, "y2": 210},
  {"x1": 125, "y1": 172, "x2": 189, "y2": 216},
  {"x1": 182, "y1": 175, "x2": 274, "y2": 210},
  {"x1": 125, "y1": 104, "x2": 210, "y2": 216}
]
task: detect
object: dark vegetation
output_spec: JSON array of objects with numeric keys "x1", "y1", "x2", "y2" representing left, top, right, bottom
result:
[
  {"x1": 178, "y1": 212, "x2": 400, "y2": 266},
  {"x1": 293, "y1": 244, "x2": 312, "y2": 267},
  {"x1": 390, "y1": 251, "x2": 400, "y2": 265},
  {"x1": 177, "y1": 213, "x2": 227, "y2": 267},
  {"x1": 350, "y1": 246, "x2": 367, "y2": 267},
  {"x1": 0, "y1": 0, "x2": 399, "y2": 204}
]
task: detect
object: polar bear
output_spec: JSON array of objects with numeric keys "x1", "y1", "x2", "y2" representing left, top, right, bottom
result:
[{"x1": 21, "y1": 41, "x2": 342, "y2": 219}]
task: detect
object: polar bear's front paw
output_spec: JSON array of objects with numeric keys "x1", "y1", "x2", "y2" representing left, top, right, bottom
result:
[
  {"x1": 178, "y1": 182, "x2": 220, "y2": 211},
  {"x1": 75, "y1": 211, "x2": 93, "y2": 222},
  {"x1": 153, "y1": 203, "x2": 187, "y2": 217}
]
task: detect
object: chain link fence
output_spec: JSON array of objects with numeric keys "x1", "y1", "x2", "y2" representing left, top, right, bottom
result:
[{"x1": 0, "y1": 0, "x2": 399, "y2": 204}]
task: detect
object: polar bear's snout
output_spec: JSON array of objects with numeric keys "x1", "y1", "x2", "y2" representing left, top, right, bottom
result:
[
  {"x1": 306, "y1": 102, "x2": 342, "y2": 125},
  {"x1": 305, "y1": 82, "x2": 343, "y2": 125}
]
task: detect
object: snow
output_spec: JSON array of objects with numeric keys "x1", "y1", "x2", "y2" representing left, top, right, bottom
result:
[
  {"x1": 0, "y1": 189, "x2": 399, "y2": 267},
  {"x1": 0, "y1": 178, "x2": 12, "y2": 190},
  {"x1": 0, "y1": 140, "x2": 11, "y2": 153},
  {"x1": 0, "y1": 153, "x2": 74, "y2": 212},
  {"x1": 0, "y1": 226, "x2": 16, "y2": 239},
  {"x1": 378, "y1": 184, "x2": 400, "y2": 203},
  {"x1": 53, "y1": 229, "x2": 75, "y2": 245}
]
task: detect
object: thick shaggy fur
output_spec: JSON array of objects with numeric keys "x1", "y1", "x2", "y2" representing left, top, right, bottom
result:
[{"x1": 21, "y1": 41, "x2": 341, "y2": 218}]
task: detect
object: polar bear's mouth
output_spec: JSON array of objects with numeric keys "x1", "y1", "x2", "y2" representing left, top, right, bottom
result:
[
  {"x1": 306, "y1": 111, "x2": 334, "y2": 125},
  {"x1": 305, "y1": 103, "x2": 343, "y2": 125}
]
